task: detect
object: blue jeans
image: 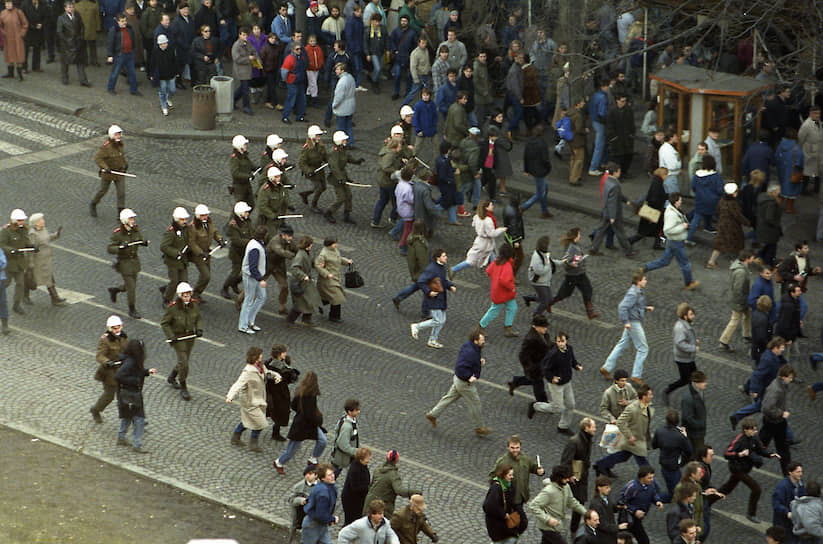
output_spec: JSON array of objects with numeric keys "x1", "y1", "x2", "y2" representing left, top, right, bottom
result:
[
  {"x1": 589, "y1": 120, "x2": 606, "y2": 171},
  {"x1": 446, "y1": 205, "x2": 457, "y2": 223},
  {"x1": 301, "y1": 517, "x2": 333, "y2": 544},
  {"x1": 461, "y1": 176, "x2": 482, "y2": 208},
  {"x1": 369, "y1": 53, "x2": 382, "y2": 83},
  {"x1": 119, "y1": 416, "x2": 145, "y2": 448},
  {"x1": 277, "y1": 428, "x2": 327, "y2": 465},
  {"x1": 402, "y1": 74, "x2": 431, "y2": 106},
  {"x1": 158, "y1": 79, "x2": 175, "y2": 109},
  {"x1": 395, "y1": 282, "x2": 419, "y2": 301},
  {"x1": 659, "y1": 467, "x2": 682, "y2": 503},
  {"x1": 479, "y1": 299, "x2": 517, "y2": 327},
  {"x1": 234, "y1": 422, "x2": 261, "y2": 438},
  {"x1": 283, "y1": 82, "x2": 306, "y2": 119},
  {"x1": 372, "y1": 186, "x2": 397, "y2": 224},
  {"x1": 644, "y1": 240, "x2": 693, "y2": 285},
  {"x1": 603, "y1": 321, "x2": 648, "y2": 378},
  {"x1": 521, "y1": 175, "x2": 548, "y2": 213},
  {"x1": 416, "y1": 309, "x2": 446, "y2": 341},
  {"x1": 388, "y1": 219, "x2": 403, "y2": 240},
  {"x1": 507, "y1": 91, "x2": 522, "y2": 132},
  {"x1": 663, "y1": 174, "x2": 680, "y2": 194},
  {"x1": 238, "y1": 274, "x2": 266, "y2": 329},
  {"x1": 596, "y1": 449, "x2": 650, "y2": 471},
  {"x1": 687, "y1": 213, "x2": 714, "y2": 240},
  {"x1": 392, "y1": 63, "x2": 411, "y2": 97},
  {"x1": 336, "y1": 115, "x2": 353, "y2": 145},
  {"x1": 107, "y1": 52, "x2": 137, "y2": 93},
  {"x1": 351, "y1": 52, "x2": 363, "y2": 86},
  {"x1": 233, "y1": 79, "x2": 250, "y2": 109}
]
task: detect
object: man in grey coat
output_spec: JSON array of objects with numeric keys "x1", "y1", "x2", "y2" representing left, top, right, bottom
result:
[
  {"x1": 662, "y1": 303, "x2": 698, "y2": 406},
  {"x1": 719, "y1": 250, "x2": 755, "y2": 351},
  {"x1": 590, "y1": 164, "x2": 636, "y2": 257},
  {"x1": 338, "y1": 499, "x2": 400, "y2": 544},
  {"x1": 333, "y1": 62, "x2": 357, "y2": 145},
  {"x1": 412, "y1": 171, "x2": 440, "y2": 237},
  {"x1": 760, "y1": 364, "x2": 794, "y2": 474}
]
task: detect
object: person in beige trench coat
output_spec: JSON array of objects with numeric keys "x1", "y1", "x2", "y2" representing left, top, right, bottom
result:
[
  {"x1": 226, "y1": 346, "x2": 281, "y2": 452},
  {"x1": 315, "y1": 237, "x2": 352, "y2": 323},
  {"x1": 593, "y1": 384, "x2": 655, "y2": 476},
  {"x1": 0, "y1": 0, "x2": 29, "y2": 80},
  {"x1": 26, "y1": 212, "x2": 66, "y2": 306}
]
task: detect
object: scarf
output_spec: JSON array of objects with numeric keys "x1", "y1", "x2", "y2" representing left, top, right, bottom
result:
[
  {"x1": 253, "y1": 361, "x2": 264, "y2": 374},
  {"x1": 487, "y1": 211, "x2": 497, "y2": 228},
  {"x1": 494, "y1": 476, "x2": 511, "y2": 491},
  {"x1": 369, "y1": 24, "x2": 381, "y2": 38}
]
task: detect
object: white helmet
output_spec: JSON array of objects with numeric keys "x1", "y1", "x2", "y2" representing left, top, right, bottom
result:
[
  {"x1": 172, "y1": 206, "x2": 190, "y2": 220},
  {"x1": 10, "y1": 208, "x2": 27, "y2": 221},
  {"x1": 106, "y1": 315, "x2": 123, "y2": 328},
  {"x1": 108, "y1": 124, "x2": 123, "y2": 139},
  {"x1": 400, "y1": 105, "x2": 414, "y2": 117},
  {"x1": 194, "y1": 204, "x2": 210, "y2": 216},
  {"x1": 266, "y1": 133, "x2": 283, "y2": 147},
  {"x1": 390, "y1": 124, "x2": 404, "y2": 136},
  {"x1": 234, "y1": 201, "x2": 252, "y2": 215},
  {"x1": 272, "y1": 148, "x2": 289, "y2": 162},
  {"x1": 267, "y1": 166, "x2": 283, "y2": 180},
  {"x1": 119, "y1": 208, "x2": 137, "y2": 224},
  {"x1": 308, "y1": 125, "x2": 325, "y2": 138},
  {"x1": 232, "y1": 134, "x2": 249, "y2": 151},
  {"x1": 176, "y1": 281, "x2": 193, "y2": 295},
  {"x1": 333, "y1": 131, "x2": 349, "y2": 145}
]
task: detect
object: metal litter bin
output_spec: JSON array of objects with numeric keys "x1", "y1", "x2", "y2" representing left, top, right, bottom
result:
[
  {"x1": 192, "y1": 85, "x2": 216, "y2": 130},
  {"x1": 210, "y1": 75, "x2": 234, "y2": 115}
]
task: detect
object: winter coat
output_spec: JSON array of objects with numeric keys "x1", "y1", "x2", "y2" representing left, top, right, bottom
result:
[
  {"x1": 332, "y1": 72, "x2": 356, "y2": 117},
  {"x1": 568, "y1": 108, "x2": 586, "y2": 149},
  {"x1": 504, "y1": 61, "x2": 523, "y2": 101},
  {"x1": 606, "y1": 104, "x2": 635, "y2": 156},
  {"x1": 125, "y1": 12, "x2": 144, "y2": 65},
  {"x1": 114, "y1": 354, "x2": 149, "y2": 419},
  {"x1": 289, "y1": 248, "x2": 321, "y2": 314},
  {"x1": 434, "y1": 154, "x2": 459, "y2": 208},
  {"x1": 56, "y1": 10, "x2": 85, "y2": 63},
  {"x1": 232, "y1": 38, "x2": 257, "y2": 80},
  {"x1": 600, "y1": 175, "x2": 625, "y2": 222},
  {"x1": 315, "y1": 245, "x2": 347, "y2": 305},
  {"x1": 417, "y1": 259, "x2": 453, "y2": 311},
  {"x1": 412, "y1": 99, "x2": 437, "y2": 137},
  {"x1": 491, "y1": 450, "x2": 541, "y2": 507},
  {"x1": 304, "y1": 42, "x2": 323, "y2": 71},
  {"x1": 615, "y1": 399, "x2": 653, "y2": 456},
  {"x1": 21, "y1": 0, "x2": 47, "y2": 46},
  {"x1": 106, "y1": 23, "x2": 136, "y2": 58},
  {"x1": 714, "y1": 196, "x2": 750, "y2": 254},
  {"x1": 791, "y1": 496, "x2": 823, "y2": 538},
  {"x1": 405, "y1": 234, "x2": 428, "y2": 281},
  {"x1": 395, "y1": 178, "x2": 414, "y2": 221},
  {"x1": 363, "y1": 23, "x2": 386, "y2": 57},
  {"x1": 330, "y1": 415, "x2": 359, "y2": 469},
  {"x1": 74, "y1": 0, "x2": 100, "y2": 41},
  {"x1": 412, "y1": 181, "x2": 439, "y2": 233},
  {"x1": 488, "y1": 128, "x2": 514, "y2": 178},
  {"x1": 524, "y1": 135, "x2": 551, "y2": 178},
  {"x1": 170, "y1": 13, "x2": 194, "y2": 65},
  {"x1": 227, "y1": 363, "x2": 274, "y2": 430},
  {"x1": 342, "y1": 460, "x2": 371, "y2": 523},
  {"x1": 0, "y1": 7, "x2": 28, "y2": 64},
  {"x1": 775, "y1": 292, "x2": 801, "y2": 342},
  {"x1": 304, "y1": 481, "x2": 337, "y2": 525},
  {"x1": 260, "y1": 37, "x2": 284, "y2": 72},
  {"x1": 776, "y1": 137, "x2": 804, "y2": 198},
  {"x1": 391, "y1": 505, "x2": 437, "y2": 544},
  {"x1": 724, "y1": 431, "x2": 771, "y2": 473},
  {"x1": 338, "y1": 515, "x2": 399, "y2": 544},
  {"x1": 286, "y1": 393, "x2": 322, "y2": 441},
  {"x1": 742, "y1": 140, "x2": 775, "y2": 183},
  {"x1": 522, "y1": 64, "x2": 540, "y2": 106},
  {"x1": 560, "y1": 429, "x2": 593, "y2": 492},
  {"x1": 665, "y1": 502, "x2": 696, "y2": 542},
  {"x1": 727, "y1": 258, "x2": 751, "y2": 311},
  {"x1": 343, "y1": 14, "x2": 363, "y2": 53},
  {"x1": 798, "y1": 116, "x2": 823, "y2": 178},
  {"x1": 651, "y1": 424, "x2": 693, "y2": 471},
  {"x1": 751, "y1": 309, "x2": 773, "y2": 362},
  {"x1": 680, "y1": 382, "x2": 707, "y2": 437},
  {"x1": 26, "y1": 226, "x2": 59, "y2": 287},
  {"x1": 150, "y1": 44, "x2": 177, "y2": 80},
  {"x1": 528, "y1": 250, "x2": 555, "y2": 288},
  {"x1": 599, "y1": 382, "x2": 637, "y2": 422},
  {"x1": 444, "y1": 102, "x2": 467, "y2": 144},
  {"x1": 94, "y1": 330, "x2": 128, "y2": 386},
  {"x1": 672, "y1": 318, "x2": 697, "y2": 362},
  {"x1": 265, "y1": 357, "x2": 299, "y2": 425},
  {"x1": 755, "y1": 192, "x2": 783, "y2": 244},
  {"x1": 363, "y1": 461, "x2": 420, "y2": 517},
  {"x1": 435, "y1": 80, "x2": 457, "y2": 116},
  {"x1": 465, "y1": 215, "x2": 506, "y2": 268},
  {"x1": 388, "y1": 24, "x2": 416, "y2": 67},
  {"x1": 529, "y1": 480, "x2": 586, "y2": 533},
  {"x1": 456, "y1": 73, "x2": 475, "y2": 113},
  {"x1": 543, "y1": 344, "x2": 580, "y2": 386},
  {"x1": 691, "y1": 169, "x2": 724, "y2": 215},
  {"x1": 749, "y1": 349, "x2": 786, "y2": 397},
  {"x1": 484, "y1": 478, "x2": 528, "y2": 541},
  {"x1": 772, "y1": 476, "x2": 806, "y2": 529},
  {"x1": 486, "y1": 258, "x2": 516, "y2": 304}
]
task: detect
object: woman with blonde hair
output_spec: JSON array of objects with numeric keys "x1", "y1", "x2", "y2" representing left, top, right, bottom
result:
[
  {"x1": 26, "y1": 212, "x2": 66, "y2": 306},
  {"x1": 451, "y1": 199, "x2": 507, "y2": 274}
]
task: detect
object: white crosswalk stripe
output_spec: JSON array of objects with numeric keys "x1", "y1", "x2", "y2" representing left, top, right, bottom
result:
[
  {"x1": 0, "y1": 102, "x2": 102, "y2": 138},
  {"x1": 0, "y1": 139, "x2": 31, "y2": 155},
  {"x1": 0, "y1": 119, "x2": 67, "y2": 147}
]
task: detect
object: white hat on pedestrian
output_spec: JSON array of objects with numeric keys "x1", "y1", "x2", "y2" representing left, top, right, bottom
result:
[
  {"x1": 232, "y1": 134, "x2": 249, "y2": 150},
  {"x1": 176, "y1": 282, "x2": 193, "y2": 294},
  {"x1": 234, "y1": 201, "x2": 252, "y2": 215},
  {"x1": 10, "y1": 208, "x2": 27, "y2": 221},
  {"x1": 268, "y1": 166, "x2": 283, "y2": 179},
  {"x1": 157, "y1": 34, "x2": 169, "y2": 45},
  {"x1": 267, "y1": 134, "x2": 283, "y2": 147},
  {"x1": 194, "y1": 204, "x2": 210, "y2": 216},
  {"x1": 333, "y1": 131, "x2": 349, "y2": 145},
  {"x1": 106, "y1": 315, "x2": 123, "y2": 328},
  {"x1": 172, "y1": 206, "x2": 190, "y2": 220},
  {"x1": 119, "y1": 208, "x2": 137, "y2": 224},
  {"x1": 108, "y1": 125, "x2": 123, "y2": 139}
]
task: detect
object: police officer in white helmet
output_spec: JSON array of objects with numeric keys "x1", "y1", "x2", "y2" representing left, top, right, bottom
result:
[
  {"x1": 160, "y1": 207, "x2": 191, "y2": 305},
  {"x1": 107, "y1": 208, "x2": 147, "y2": 319},
  {"x1": 91, "y1": 124, "x2": 128, "y2": 218},
  {"x1": 230, "y1": 134, "x2": 256, "y2": 207}
]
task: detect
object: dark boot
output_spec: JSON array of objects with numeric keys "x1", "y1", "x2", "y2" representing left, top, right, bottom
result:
[
  {"x1": 231, "y1": 431, "x2": 245, "y2": 446},
  {"x1": 343, "y1": 212, "x2": 356, "y2": 224},
  {"x1": 180, "y1": 381, "x2": 191, "y2": 401},
  {"x1": 324, "y1": 210, "x2": 337, "y2": 223},
  {"x1": 2, "y1": 65, "x2": 13, "y2": 78},
  {"x1": 586, "y1": 301, "x2": 601, "y2": 319},
  {"x1": 286, "y1": 309, "x2": 300, "y2": 324},
  {"x1": 89, "y1": 201, "x2": 98, "y2": 217},
  {"x1": 108, "y1": 287, "x2": 121, "y2": 302},
  {"x1": 299, "y1": 190, "x2": 312, "y2": 204},
  {"x1": 1, "y1": 318, "x2": 9, "y2": 334},
  {"x1": 48, "y1": 286, "x2": 67, "y2": 306},
  {"x1": 22, "y1": 289, "x2": 33, "y2": 305},
  {"x1": 329, "y1": 304, "x2": 341, "y2": 322},
  {"x1": 16, "y1": 65, "x2": 23, "y2": 81},
  {"x1": 167, "y1": 369, "x2": 181, "y2": 389},
  {"x1": 128, "y1": 305, "x2": 142, "y2": 319},
  {"x1": 221, "y1": 285, "x2": 232, "y2": 299},
  {"x1": 248, "y1": 436, "x2": 262, "y2": 452},
  {"x1": 271, "y1": 425, "x2": 286, "y2": 441}
]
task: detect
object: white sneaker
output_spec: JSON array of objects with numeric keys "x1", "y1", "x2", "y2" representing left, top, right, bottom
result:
[
  {"x1": 355, "y1": 85, "x2": 369, "y2": 92},
  {"x1": 239, "y1": 327, "x2": 255, "y2": 335},
  {"x1": 410, "y1": 323, "x2": 419, "y2": 339},
  {"x1": 588, "y1": 170, "x2": 603, "y2": 176},
  {"x1": 250, "y1": 324, "x2": 261, "y2": 331},
  {"x1": 167, "y1": 99, "x2": 173, "y2": 108},
  {"x1": 427, "y1": 339, "x2": 443, "y2": 349},
  {"x1": 162, "y1": 107, "x2": 169, "y2": 116}
]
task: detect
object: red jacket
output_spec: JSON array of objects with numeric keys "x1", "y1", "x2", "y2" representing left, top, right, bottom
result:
[
  {"x1": 304, "y1": 43, "x2": 324, "y2": 71},
  {"x1": 486, "y1": 258, "x2": 516, "y2": 304}
]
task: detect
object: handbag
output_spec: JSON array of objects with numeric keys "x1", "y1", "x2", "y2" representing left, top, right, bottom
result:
[
  {"x1": 344, "y1": 264, "x2": 364, "y2": 289},
  {"x1": 571, "y1": 460, "x2": 584, "y2": 480},
  {"x1": 289, "y1": 277, "x2": 306, "y2": 297},
  {"x1": 638, "y1": 202, "x2": 661, "y2": 223},
  {"x1": 499, "y1": 481, "x2": 521, "y2": 529},
  {"x1": 790, "y1": 147, "x2": 803, "y2": 184}
]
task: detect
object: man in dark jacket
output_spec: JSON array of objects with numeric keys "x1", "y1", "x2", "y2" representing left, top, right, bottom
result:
[
  {"x1": 775, "y1": 283, "x2": 802, "y2": 353},
  {"x1": 680, "y1": 371, "x2": 707, "y2": 455},
  {"x1": 170, "y1": 2, "x2": 195, "y2": 87},
  {"x1": 759, "y1": 364, "x2": 795, "y2": 474},
  {"x1": 568, "y1": 98, "x2": 588, "y2": 185},
  {"x1": 106, "y1": 13, "x2": 140, "y2": 95},
  {"x1": 522, "y1": 124, "x2": 552, "y2": 218},
  {"x1": 562, "y1": 417, "x2": 597, "y2": 534},
  {"x1": 606, "y1": 94, "x2": 635, "y2": 178},
  {"x1": 651, "y1": 409, "x2": 693, "y2": 503},
  {"x1": 772, "y1": 461, "x2": 805, "y2": 533},
  {"x1": 590, "y1": 164, "x2": 636, "y2": 257},
  {"x1": 55, "y1": 0, "x2": 90, "y2": 86},
  {"x1": 411, "y1": 249, "x2": 455, "y2": 348},
  {"x1": 589, "y1": 475, "x2": 628, "y2": 542},
  {"x1": 731, "y1": 336, "x2": 787, "y2": 428},
  {"x1": 502, "y1": 194, "x2": 525, "y2": 275},
  {"x1": 509, "y1": 313, "x2": 551, "y2": 418},
  {"x1": 425, "y1": 327, "x2": 491, "y2": 436},
  {"x1": 412, "y1": 171, "x2": 439, "y2": 238},
  {"x1": 755, "y1": 183, "x2": 783, "y2": 267}
]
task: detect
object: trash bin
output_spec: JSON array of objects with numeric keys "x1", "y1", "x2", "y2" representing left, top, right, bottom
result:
[
  {"x1": 210, "y1": 75, "x2": 234, "y2": 115},
  {"x1": 192, "y1": 85, "x2": 216, "y2": 130}
]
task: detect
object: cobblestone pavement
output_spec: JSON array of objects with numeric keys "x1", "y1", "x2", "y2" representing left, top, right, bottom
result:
[{"x1": 1, "y1": 78, "x2": 823, "y2": 544}]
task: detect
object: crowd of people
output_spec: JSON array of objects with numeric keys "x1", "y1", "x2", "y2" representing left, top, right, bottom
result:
[{"x1": 4, "y1": 0, "x2": 823, "y2": 543}]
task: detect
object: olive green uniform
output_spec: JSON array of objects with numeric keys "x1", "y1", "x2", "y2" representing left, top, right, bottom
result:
[
  {"x1": 107, "y1": 224, "x2": 144, "y2": 308},
  {"x1": 257, "y1": 180, "x2": 290, "y2": 230},
  {"x1": 298, "y1": 141, "x2": 328, "y2": 208},
  {"x1": 230, "y1": 150, "x2": 257, "y2": 207},
  {"x1": 160, "y1": 298, "x2": 203, "y2": 383},
  {"x1": 186, "y1": 217, "x2": 225, "y2": 299},
  {"x1": 160, "y1": 222, "x2": 190, "y2": 303},
  {"x1": 92, "y1": 138, "x2": 128, "y2": 210},
  {"x1": 0, "y1": 223, "x2": 32, "y2": 308},
  {"x1": 265, "y1": 233, "x2": 297, "y2": 311},
  {"x1": 328, "y1": 145, "x2": 359, "y2": 214},
  {"x1": 222, "y1": 215, "x2": 253, "y2": 293},
  {"x1": 91, "y1": 330, "x2": 128, "y2": 415}
]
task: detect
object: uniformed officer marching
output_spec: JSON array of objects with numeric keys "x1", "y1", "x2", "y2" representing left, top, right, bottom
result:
[
  {"x1": 160, "y1": 207, "x2": 191, "y2": 305},
  {"x1": 399, "y1": 105, "x2": 417, "y2": 159},
  {"x1": 107, "y1": 208, "x2": 146, "y2": 319},
  {"x1": 298, "y1": 125, "x2": 328, "y2": 213},
  {"x1": 257, "y1": 166, "x2": 290, "y2": 231},
  {"x1": 161, "y1": 281, "x2": 203, "y2": 401},
  {"x1": 325, "y1": 131, "x2": 364, "y2": 224},
  {"x1": 257, "y1": 147, "x2": 291, "y2": 192},
  {"x1": 91, "y1": 125, "x2": 129, "y2": 218},
  {"x1": 186, "y1": 204, "x2": 226, "y2": 303},
  {"x1": 221, "y1": 201, "x2": 254, "y2": 299},
  {"x1": 230, "y1": 134, "x2": 256, "y2": 207},
  {"x1": 89, "y1": 315, "x2": 128, "y2": 423},
  {"x1": 0, "y1": 209, "x2": 34, "y2": 315},
  {"x1": 260, "y1": 133, "x2": 283, "y2": 170},
  {"x1": 265, "y1": 224, "x2": 296, "y2": 314}
]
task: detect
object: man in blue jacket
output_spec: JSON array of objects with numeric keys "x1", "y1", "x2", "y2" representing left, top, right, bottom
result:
[
  {"x1": 388, "y1": 15, "x2": 417, "y2": 100},
  {"x1": 425, "y1": 326, "x2": 491, "y2": 436},
  {"x1": 618, "y1": 465, "x2": 663, "y2": 544},
  {"x1": 730, "y1": 336, "x2": 787, "y2": 427},
  {"x1": 410, "y1": 249, "x2": 454, "y2": 347},
  {"x1": 302, "y1": 463, "x2": 339, "y2": 544},
  {"x1": 588, "y1": 79, "x2": 610, "y2": 176},
  {"x1": 343, "y1": 4, "x2": 365, "y2": 88},
  {"x1": 772, "y1": 462, "x2": 805, "y2": 533}
]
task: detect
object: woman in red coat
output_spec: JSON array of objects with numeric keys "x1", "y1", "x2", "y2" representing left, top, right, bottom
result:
[{"x1": 479, "y1": 242, "x2": 519, "y2": 337}]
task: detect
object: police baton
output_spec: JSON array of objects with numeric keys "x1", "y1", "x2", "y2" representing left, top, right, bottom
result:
[
  {"x1": 413, "y1": 156, "x2": 430, "y2": 170},
  {"x1": 120, "y1": 240, "x2": 149, "y2": 248},
  {"x1": 15, "y1": 247, "x2": 39, "y2": 253},
  {"x1": 166, "y1": 334, "x2": 198, "y2": 343},
  {"x1": 277, "y1": 214, "x2": 303, "y2": 219},
  {"x1": 313, "y1": 163, "x2": 329, "y2": 174},
  {"x1": 177, "y1": 244, "x2": 189, "y2": 260},
  {"x1": 110, "y1": 170, "x2": 137, "y2": 178}
]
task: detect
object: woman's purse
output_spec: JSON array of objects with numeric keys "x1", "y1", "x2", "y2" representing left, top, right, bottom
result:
[
  {"x1": 500, "y1": 482, "x2": 521, "y2": 529},
  {"x1": 344, "y1": 264, "x2": 364, "y2": 289},
  {"x1": 289, "y1": 277, "x2": 306, "y2": 297},
  {"x1": 638, "y1": 202, "x2": 661, "y2": 223}
]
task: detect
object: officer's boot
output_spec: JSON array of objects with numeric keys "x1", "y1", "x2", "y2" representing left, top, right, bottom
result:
[
  {"x1": 22, "y1": 288, "x2": 33, "y2": 305},
  {"x1": 179, "y1": 381, "x2": 191, "y2": 401},
  {"x1": 343, "y1": 212, "x2": 356, "y2": 224},
  {"x1": 1, "y1": 318, "x2": 9, "y2": 334},
  {"x1": 299, "y1": 190, "x2": 312, "y2": 204},
  {"x1": 108, "y1": 287, "x2": 121, "y2": 302},
  {"x1": 167, "y1": 369, "x2": 181, "y2": 389},
  {"x1": 248, "y1": 435, "x2": 262, "y2": 452},
  {"x1": 48, "y1": 286, "x2": 67, "y2": 306},
  {"x1": 128, "y1": 305, "x2": 142, "y2": 319},
  {"x1": 220, "y1": 284, "x2": 232, "y2": 299}
]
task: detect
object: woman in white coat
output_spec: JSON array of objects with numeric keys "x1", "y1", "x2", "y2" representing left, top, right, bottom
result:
[
  {"x1": 226, "y1": 346, "x2": 281, "y2": 452},
  {"x1": 451, "y1": 200, "x2": 507, "y2": 274}
]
